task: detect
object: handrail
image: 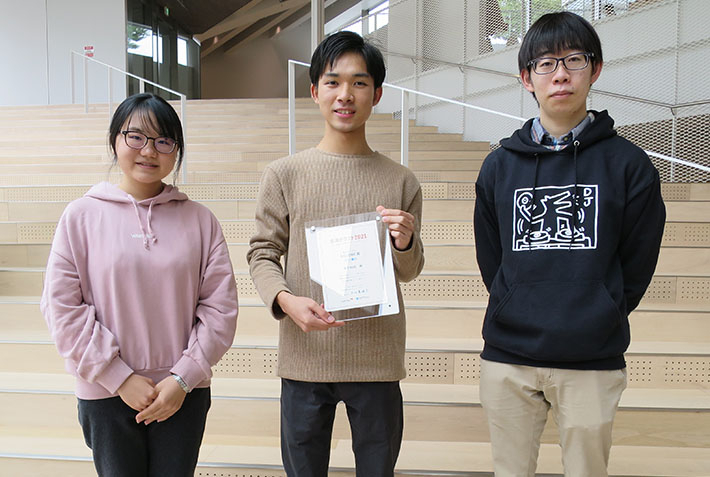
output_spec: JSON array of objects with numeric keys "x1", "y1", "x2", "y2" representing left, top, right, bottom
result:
[
  {"x1": 647, "y1": 151, "x2": 710, "y2": 173},
  {"x1": 383, "y1": 51, "x2": 521, "y2": 81},
  {"x1": 69, "y1": 50, "x2": 188, "y2": 182},
  {"x1": 374, "y1": 51, "x2": 710, "y2": 111},
  {"x1": 288, "y1": 59, "x2": 524, "y2": 166},
  {"x1": 337, "y1": 5, "x2": 710, "y2": 112},
  {"x1": 287, "y1": 59, "x2": 709, "y2": 175}
]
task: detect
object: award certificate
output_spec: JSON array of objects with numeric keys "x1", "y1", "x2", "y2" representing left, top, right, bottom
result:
[
  {"x1": 316, "y1": 220, "x2": 386, "y2": 311},
  {"x1": 305, "y1": 212, "x2": 399, "y2": 321}
]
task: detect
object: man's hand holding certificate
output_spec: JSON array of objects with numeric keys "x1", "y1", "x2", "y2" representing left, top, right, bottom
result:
[
  {"x1": 275, "y1": 292, "x2": 344, "y2": 332},
  {"x1": 376, "y1": 205, "x2": 415, "y2": 251}
]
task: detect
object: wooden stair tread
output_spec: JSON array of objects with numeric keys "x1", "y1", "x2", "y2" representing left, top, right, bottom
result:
[
  {"x1": 6, "y1": 327, "x2": 709, "y2": 358},
  {"x1": 4, "y1": 326, "x2": 710, "y2": 355},
  {"x1": 4, "y1": 372, "x2": 708, "y2": 412},
  {"x1": 2, "y1": 294, "x2": 708, "y2": 314},
  {"x1": 1, "y1": 97, "x2": 708, "y2": 476},
  {"x1": 1, "y1": 427, "x2": 709, "y2": 476}
]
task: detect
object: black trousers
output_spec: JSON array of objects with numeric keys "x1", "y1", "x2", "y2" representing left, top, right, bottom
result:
[
  {"x1": 280, "y1": 379, "x2": 404, "y2": 477},
  {"x1": 77, "y1": 387, "x2": 211, "y2": 477}
]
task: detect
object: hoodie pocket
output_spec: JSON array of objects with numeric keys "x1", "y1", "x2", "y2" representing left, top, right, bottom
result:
[{"x1": 487, "y1": 281, "x2": 625, "y2": 361}]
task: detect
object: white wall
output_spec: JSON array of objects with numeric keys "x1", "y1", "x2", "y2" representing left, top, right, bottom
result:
[
  {"x1": 0, "y1": 0, "x2": 126, "y2": 106},
  {"x1": 0, "y1": 1, "x2": 49, "y2": 105}
]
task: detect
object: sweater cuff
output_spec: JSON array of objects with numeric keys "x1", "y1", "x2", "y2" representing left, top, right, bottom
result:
[
  {"x1": 171, "y1": 356, "x2": 210, "y2": 391},
  {"x1": 94, "y1": 356, "x2": 134, "y2": 394},
  {"x1": 391, "y1": 235, "x2": 424, "y2": 282},
  {"x1": 265, "y1": 285, "x2": 292, "y2": 320},
  {"x1": 392, "y1": 234, "x2": 422, "y2": 258}
]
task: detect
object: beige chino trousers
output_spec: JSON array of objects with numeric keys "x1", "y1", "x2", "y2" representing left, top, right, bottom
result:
[{"x1": 479, "y1": 359, "x2": 627, "y2": 477}]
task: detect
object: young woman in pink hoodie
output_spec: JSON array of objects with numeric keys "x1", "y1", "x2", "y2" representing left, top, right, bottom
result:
[{"x1": 41, "y1": 93, "x2": 238, "y2": 476}]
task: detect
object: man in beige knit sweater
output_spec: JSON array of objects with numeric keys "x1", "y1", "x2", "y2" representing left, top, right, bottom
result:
[{"x1": 247, "y1": 31, "x2": 425, "y2": 477}]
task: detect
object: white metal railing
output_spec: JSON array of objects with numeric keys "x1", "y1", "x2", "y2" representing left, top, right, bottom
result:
[
  {"x1": 369, "y1": 52, "x2": 710, "y2": 180},
  {"x1": 69, "y1": 50, "x2": 188, "y2": 181},
  {"x1": 287, "y1": 59, "x2": 710, "y2": 174},
  {"x1": 646, "y1": 151, "x2": 710, "y2": 173},
  {"x1": 288, "y1": 59, "x2": 524, "y2": 167}
]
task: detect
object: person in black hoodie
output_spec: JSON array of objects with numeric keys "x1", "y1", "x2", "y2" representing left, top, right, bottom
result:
[{"x1": 473, "y1": 12, "x2": 665, "y2": 476}]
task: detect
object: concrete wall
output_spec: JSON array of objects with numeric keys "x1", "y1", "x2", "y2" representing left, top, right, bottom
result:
[
  {"x1": 0, "y1": 0, "x2": 126, "y2": 106},
  {"x1": 201, "y1": 20, "x2": 312, "y2": 99}
]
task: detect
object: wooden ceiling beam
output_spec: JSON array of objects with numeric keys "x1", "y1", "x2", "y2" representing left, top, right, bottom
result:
[
  {"x1": 224, "y1": 7, "x2": 299, "y2": 54},
  {"x1": 201, "y1": 23, "x2": 251, "y2": 58},
  {"x1": 196, "y1": 0, "x2": 307, "y2": 42}
]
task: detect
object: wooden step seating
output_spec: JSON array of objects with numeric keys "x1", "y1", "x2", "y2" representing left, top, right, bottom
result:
[
  {"x1": 0, "y1": 99, "x2": 708, "y2": 476},
  {"x1": 1, "y1": 371, "x2": 709, "y2": 476},
  {"x1": 0, "y1": 189, "x2": 707, "y2": 223},
  {"x1": 0, "y1": 99, "x2": 488, "y2": 183},
  {"x1": 0, "y1": 166, "x2": 478, "y2": 187}
]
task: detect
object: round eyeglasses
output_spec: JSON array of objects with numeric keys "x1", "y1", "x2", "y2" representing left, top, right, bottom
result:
[
  {"x1": 527, "y1": 52, "x2": 594, "y2": 75},
  {"x1": 121, "y1": 130, "x2": 177, "y2": 154}
]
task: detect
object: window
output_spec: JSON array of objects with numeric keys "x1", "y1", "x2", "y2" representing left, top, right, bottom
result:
[
  {"x1": 178, "y1": 37, "x2": 188, "y2": 66},
  {"x1": 369, "y1": 1, "x2": 389, "y2": 32},
  {"x1": 127, "y1": 22, "x2": 152, "y2": 57},
  {"x1": 329, "y1": 1, "x2": 389, "y2": 36}
]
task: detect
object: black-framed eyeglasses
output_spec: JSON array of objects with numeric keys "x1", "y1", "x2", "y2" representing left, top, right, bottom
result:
[
  {"x1": 527, "y1": 52, "x2": 594, "y2": 75},
  {"x1": 121, "y1": 130, "x2": 177, "y2": 154}
]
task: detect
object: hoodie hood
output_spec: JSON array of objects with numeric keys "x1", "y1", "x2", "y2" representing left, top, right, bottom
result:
[
  {"x1": 85, "y1": 181, "x2": 188, "y2": 205},
  {"x1": 86, "y1": 182, "x2": 188, "y2": 249},
  {"x1": 500, "y1": 110, "x2": 617, "y2": 156}
]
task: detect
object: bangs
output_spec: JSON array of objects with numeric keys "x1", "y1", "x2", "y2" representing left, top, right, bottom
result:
[
  {"x1": 310, "y1": 31, "x2": 386, "y2": 89},
  {"x1": 129, "y1": 104, "x2": 180, "y2": 141},
  {"x1": 518, "y1": 12, "x2": 602, "y2": 72},
  {"x1": 529, "y1": 32, "x2": 583, "y2": 60},
  {"x1": 108, "y1": 93, "x2": 184, "y2": 172}
]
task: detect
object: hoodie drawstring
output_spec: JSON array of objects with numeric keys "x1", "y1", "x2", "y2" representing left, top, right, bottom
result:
[
  {"x1": 129, "y1": 196, "x2": 157, "y2": 250},
  {"x1": 569, "y1": 140, "x2": 580, "y2": 251},
  {"x1": 527, "y1": 143, "x2": 580, "y2": 252},
  {"x1": 146, "y1": 200, "x2": 157, "y2": 246},
  {"x1": 526, "y1": 154, "x2": 541, "y2": 251}
]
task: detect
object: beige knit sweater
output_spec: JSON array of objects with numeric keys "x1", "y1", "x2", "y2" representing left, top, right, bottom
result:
[{"x1": 247, "y1": 147, "x2": 425, "y2": 382}]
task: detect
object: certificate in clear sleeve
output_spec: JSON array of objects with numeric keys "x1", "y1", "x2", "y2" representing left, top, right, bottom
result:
[{"x1": 305, "y1": 212, "x2": 399, "y2": 321}]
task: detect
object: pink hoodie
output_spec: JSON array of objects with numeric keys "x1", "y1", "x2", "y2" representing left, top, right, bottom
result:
[{"x1": 41, "y1": 182, "x2": 238, "y2": 399}]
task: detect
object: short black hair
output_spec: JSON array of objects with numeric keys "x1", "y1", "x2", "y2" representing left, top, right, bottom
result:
[
  {"x1": 309, "y1": 31, "x2": 386, "y2": 89},
  {"x1": 108, "y1": 93, "x2": 185, "y2": 176},
  {"x1": 518, "y1": 12, "x2": 603, "y2": 74}
]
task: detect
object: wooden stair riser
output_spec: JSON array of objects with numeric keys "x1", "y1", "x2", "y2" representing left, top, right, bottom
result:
[
  {"x1": 1, "y1": 220, "x2": 708, "y2": 250},
  {"x1": 1, "y1": 244, "x2": 708, "y2": 277},
  {"x1": 0, "y1": 131, "x2": 465, "y2": 146},
  {"x1": 2, "y1": 343, "x2": 708, "y2": 390},
  {"x1": 1, "y1": 391, "x2": 708, "y2": 450},
  {"x1": 2, "y1": 300, "x2": 710, "y2": 345},
  {"x1": 0, "y1": 199, "x2": 707, "y2": 223},
  {"x1": 0, "y1": 182, "x2": 708, "y2": 203},
  {"x1": 0, "y1": 458, "x2": 354, "y2": 477},
  {"x1": 1, "y1": 268, "x2": 709, "y2": 308}
]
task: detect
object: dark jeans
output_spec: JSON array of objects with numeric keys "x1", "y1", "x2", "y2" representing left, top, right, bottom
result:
[
  {"x1": 280, "y1": 379, "x2": 403, "y2": 477},
  {"x1": 77, "y1": 387, "x2": 211, "y2": 477}
]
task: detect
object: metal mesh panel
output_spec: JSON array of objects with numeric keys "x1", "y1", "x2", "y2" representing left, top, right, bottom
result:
[{"x1": 342, "y1": 0, "x2": 710, "y2": 182}]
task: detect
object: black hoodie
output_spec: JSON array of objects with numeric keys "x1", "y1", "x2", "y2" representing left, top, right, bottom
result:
[{"x1": 474, "y1": 110, "x2": 666, "y2": 370}]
